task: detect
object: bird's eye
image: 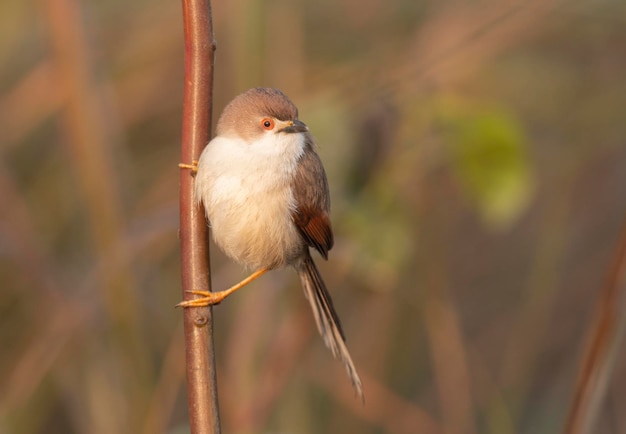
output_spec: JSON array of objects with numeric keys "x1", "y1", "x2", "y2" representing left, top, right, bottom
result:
[{"x1": 261, "y1": 118, "x2": 275, "y2": 130}]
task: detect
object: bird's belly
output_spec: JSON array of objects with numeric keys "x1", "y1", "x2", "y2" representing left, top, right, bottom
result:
[{"x1": 206, "y1": 175, "x2": 303, "y2": 270}]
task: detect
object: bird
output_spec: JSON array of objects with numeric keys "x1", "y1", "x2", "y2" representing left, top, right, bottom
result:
[{"x1": 178, "y1": 87, "x2": 363, "y2": 399}]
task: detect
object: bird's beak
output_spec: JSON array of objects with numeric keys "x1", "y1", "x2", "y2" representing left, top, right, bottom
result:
[{"x1": 280, "y1": 119, "x2": 308, "y2": 134}]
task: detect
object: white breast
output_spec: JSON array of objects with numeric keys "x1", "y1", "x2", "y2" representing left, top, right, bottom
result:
[{"x1": 194, "y1": 132, "x2": 306, "y2": 270}]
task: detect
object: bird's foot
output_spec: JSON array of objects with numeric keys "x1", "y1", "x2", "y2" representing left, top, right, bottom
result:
[
  {"x1": 179, "y1": 160, "x2": 199, "y2": 174},
  {"x1": 176, "y1": 268, "x2": 270, "y2": 308},
  {"x1": 177, "y1": 290, "x2": 226, "y2": 308}
]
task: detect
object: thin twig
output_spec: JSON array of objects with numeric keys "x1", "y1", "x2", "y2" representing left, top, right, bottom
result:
[
  {"x1": 563, "y1": 217, "x2": 626, "y2": 434},
  {"x1": 179, "y1": 0, "x2": 220, "y2": 432}
]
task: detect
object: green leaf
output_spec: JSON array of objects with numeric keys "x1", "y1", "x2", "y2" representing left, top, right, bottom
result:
[{"x1": 439, "y1": 103, "x2": 534, "y2": 228}]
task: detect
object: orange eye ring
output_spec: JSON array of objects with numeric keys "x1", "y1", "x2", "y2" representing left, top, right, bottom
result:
[{"x1": 261, "y1": 118, "x2": 275, "y2": 130}]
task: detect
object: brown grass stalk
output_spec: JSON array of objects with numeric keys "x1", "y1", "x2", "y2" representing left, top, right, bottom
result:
[
  {"x1": 563, "y1": 217, "x2": 626, "y2": 434},
  {"x1": 179, "y1": 0, "x2": 220, "y2": 432}
]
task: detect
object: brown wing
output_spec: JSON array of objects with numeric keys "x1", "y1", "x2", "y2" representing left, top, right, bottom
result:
[{"x1": 291, "y1": 136, "x2": 334, "y2": 259}]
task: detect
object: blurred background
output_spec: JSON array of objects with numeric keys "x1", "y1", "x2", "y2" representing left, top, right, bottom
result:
[{"x1": 2, "y1": 0, "x2": 626, "y2": 433}]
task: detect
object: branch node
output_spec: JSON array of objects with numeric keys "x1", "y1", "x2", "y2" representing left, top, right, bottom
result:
[{"x1": 193, "y1": 312, "x2": 210, "y2": 327}]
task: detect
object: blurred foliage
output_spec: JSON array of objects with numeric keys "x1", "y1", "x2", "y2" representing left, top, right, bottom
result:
[
  {"x1": 1, "y1": 0, "x2": 626, "y2": 433},
  {"x1": 437, "y1": 98, "x2": 533, "y2": 228}
]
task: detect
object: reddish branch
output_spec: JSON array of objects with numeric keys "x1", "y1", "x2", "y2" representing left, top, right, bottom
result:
[{"x1": 179, "y1": 0, "x2": 220, "y2": 432}]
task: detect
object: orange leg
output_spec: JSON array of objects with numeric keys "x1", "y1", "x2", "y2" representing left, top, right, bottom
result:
[{"x1": 177, "y1": 268, "x2": 269, "y2": 308}]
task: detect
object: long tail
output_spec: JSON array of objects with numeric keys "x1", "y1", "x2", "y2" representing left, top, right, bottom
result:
[{"x1": 297, "y1": 252, "x2": 364, "y2": 399}]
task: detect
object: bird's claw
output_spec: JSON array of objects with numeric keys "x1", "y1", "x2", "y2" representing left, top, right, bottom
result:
[
  {"x1": 179, "y1": 160, "x2": 199, "y2": 174},
  {"x1": 176, "y1": 290, "x2": 224, "y2": 308}
]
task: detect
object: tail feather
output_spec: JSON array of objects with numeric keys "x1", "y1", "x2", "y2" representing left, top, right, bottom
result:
[{"x1": 298, "y1": 253, "x2": 364, "y2": 400}]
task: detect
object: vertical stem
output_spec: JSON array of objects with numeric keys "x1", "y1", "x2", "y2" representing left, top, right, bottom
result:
[
  {"x1": 179, "y1": 0, "x2": 220, "y2": 433},
  {"x1": 563, "y1": 217, "x2": 626, "y2": 434}
]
